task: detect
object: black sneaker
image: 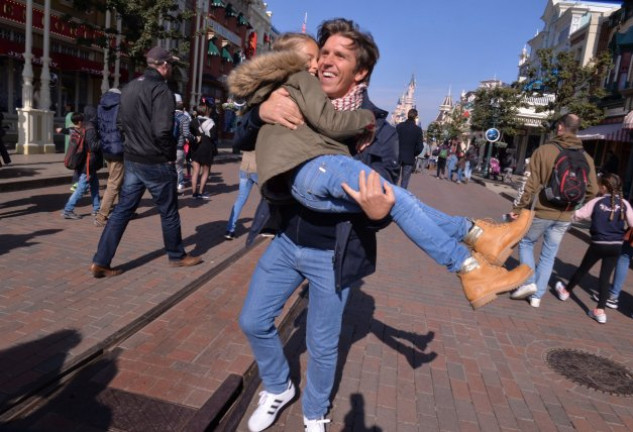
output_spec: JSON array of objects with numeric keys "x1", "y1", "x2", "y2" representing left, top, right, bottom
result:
[
  {"x1": 199, "y1": 192, "x2": 211, "y2": 200},
  {"x1": 224, "y1": 231, "x2": 235, "y2": 240},
  {"x1": 591, "y1": 292, "x2": 618, "y2": 309},
  {"x1": 62, "y1": 211, "x2": 82, "y2": 220},
  {"x1": 192, "y1": 193, "x2": 201, "y2": 199}
]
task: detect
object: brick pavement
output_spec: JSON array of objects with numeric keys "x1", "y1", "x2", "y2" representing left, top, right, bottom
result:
[{"x1": 2, "y1": 158, "x2": 633, "y2": 431}]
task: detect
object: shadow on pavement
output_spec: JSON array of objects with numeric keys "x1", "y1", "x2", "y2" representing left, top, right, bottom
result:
[
  {"x1": 0, "y1": 229, "x2": 63, "y2": 256},
  {"x1": 0, "y1": 330, "x2": 83, "y2": 422},
  {"x1": 0, "y1": 193, "x2": 70, "y2": 219},
  {"x1": 276, "y1": 284, "x2": 437, "y2": 428},
  {"x1": 343, "y1": 394, "x2": 383, "y2": 432}
]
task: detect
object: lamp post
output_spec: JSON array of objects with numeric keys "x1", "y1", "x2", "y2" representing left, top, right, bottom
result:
[{"x1": 484, "y1": 98, "x2": 500, "y2": 177}]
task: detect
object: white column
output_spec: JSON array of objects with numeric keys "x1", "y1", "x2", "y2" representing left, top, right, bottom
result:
[
  {"x1": 21, "y1": 0, "x2": 34, "y2": 110},
  {"x1": 113, "y1": 13, "x2": 122, "y2": 88},
  {"x1": 189, "y1": 0, "x2": 202, "y2": 108},
  {"x1": 39, "y1": 0, "x2": 52, "y2": 110},
  {"x1": 100, "y1": 9, "x2": 112, "y2": 94}
]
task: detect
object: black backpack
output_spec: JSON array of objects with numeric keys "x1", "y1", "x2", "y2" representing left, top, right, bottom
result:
[
  {"x1": 544, "y1": 144, "x2": 589, "y2": 207},
  {"x1": 64, "y1": 129, "x2": 86, "y2": 170}
]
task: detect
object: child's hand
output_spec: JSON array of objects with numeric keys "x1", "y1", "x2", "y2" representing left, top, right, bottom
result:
[
  {"x1": 55, "y1": 127, "x2": 62, "y2": 133},
  {"x1": 260, "y1": 88, "x2": 304, "y2": 130}
]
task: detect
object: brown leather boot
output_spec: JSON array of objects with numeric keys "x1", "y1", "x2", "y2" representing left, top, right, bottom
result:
[
  {"x1": 90, "y1": 263, "x2": 123, "y2": 278},
  {"x1": 464, "y1": 209, "x2": 534, "y2": 266},
  {"x1": 458, "y1": 252, "x2": 534, "y2": 309},
  {"x1": 169, "y1": 253, "x2": 203, "y2": 267}
]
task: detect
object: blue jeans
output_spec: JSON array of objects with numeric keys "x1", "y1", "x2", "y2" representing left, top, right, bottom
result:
[
  {"x1": 399, "y1": 164, "x2": 414, "y2": 189},
  {"x1": 611, "y1": 241, "x2": 633, "y2": 298},
  {"x1": 518, "y1": 217, "x2": 571, "y2": 299},
  {"x1": 464, "y1": 161, "x2": 473, "y2": 180},
  {"x1": 456, "y1": 167, "x2": 465, "y2": 182},
  {"x1": 93, "y1": 160, "x2": 186, "y2": 267},
  {"x1": 64, "y1": 172, "x2": 100, "y2": 213},
  {"x1": 226, "y1": 170, "x2": 258, "y2": 233},
  {"x1": 291, "y1": 155, "x2": 471, "y2": 272},
  {"x1": 447, "y1": 156, "x2": 457, "y2": 180},
  {"x1": 239, "y1": 233, "x2": 350, "y2": 419}
]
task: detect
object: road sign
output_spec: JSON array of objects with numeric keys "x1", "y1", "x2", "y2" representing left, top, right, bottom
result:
[{"x1": 485, "y1": 128, "x2": 500, "y2": 143}]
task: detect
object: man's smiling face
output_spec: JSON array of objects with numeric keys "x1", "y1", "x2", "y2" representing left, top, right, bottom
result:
[{"x1": 318, "y1": 34, "x2": 368, "y2": 99}]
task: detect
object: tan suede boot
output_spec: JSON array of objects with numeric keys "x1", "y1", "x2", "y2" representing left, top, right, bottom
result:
[
  {"x1": 464, "y1": 209, "x2": 534, "y2": 266},
  {"x1": 458, "y1": 252, "x2": 534, "y2": 309}
]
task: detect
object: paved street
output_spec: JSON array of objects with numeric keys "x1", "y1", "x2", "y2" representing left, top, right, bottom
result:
[{"x1": 1, "y1": 153, "x2": 633, "y2": 431}]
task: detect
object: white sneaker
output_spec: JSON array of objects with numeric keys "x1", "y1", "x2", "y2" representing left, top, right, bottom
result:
[
  {"x1": 304, "y1": 416, "x2": 331, "y2": 432},
  {"x1": 588, "y1": 309, "x2": 607, "y2": 324},
  {"x1": 529, "y1": 296, "x2": 540, "y2": 308},
  {"x1": 554, "y1": 281, "x2": 570, "y2": 301},
  {"x1": 248, "y1": 381, "x2": 295, "y2": 432},
  {"x1": 510, "y1": 283, "x2": 537, "y2": 300}
]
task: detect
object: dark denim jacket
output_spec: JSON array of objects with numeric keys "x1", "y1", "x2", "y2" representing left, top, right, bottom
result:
[{"x1": 235, "y1": 96, "x2": 399, "y2": 289}]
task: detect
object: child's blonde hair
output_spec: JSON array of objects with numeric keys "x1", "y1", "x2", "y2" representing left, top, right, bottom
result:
[{"x1": 272, "y1": 33, "x2": 317, "y2": 53}]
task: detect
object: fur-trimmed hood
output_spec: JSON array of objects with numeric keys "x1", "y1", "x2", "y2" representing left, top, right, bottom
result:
[{"x1": 227, "y1": 51, "x2": 307, "y2": 104}]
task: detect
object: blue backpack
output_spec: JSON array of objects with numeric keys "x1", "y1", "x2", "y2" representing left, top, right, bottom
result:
[
  {"x1": 97, "y1": 90, "x2": 123, "y2": 157},
  {"x1": 173, "y1": 111, "x2": 186, "y2": 140}
]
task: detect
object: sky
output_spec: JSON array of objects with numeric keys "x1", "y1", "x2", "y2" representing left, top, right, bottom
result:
[{"x1": 261, "y1": 0, "x2": 561, "y2": 128}]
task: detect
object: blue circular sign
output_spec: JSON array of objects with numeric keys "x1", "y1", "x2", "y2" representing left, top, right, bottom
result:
[{"x1": 485, "y1": 128, "x2": 500, "y2": 143}]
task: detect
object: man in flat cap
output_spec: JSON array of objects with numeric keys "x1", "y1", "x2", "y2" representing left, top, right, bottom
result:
[{"x1": 91, "y1": 46, "x2": 201, "y2": 278}]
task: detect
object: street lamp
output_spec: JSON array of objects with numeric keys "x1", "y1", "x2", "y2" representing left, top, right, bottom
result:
[{"x1": 484, "y1": 98, "x2": 500, "y2": 177}]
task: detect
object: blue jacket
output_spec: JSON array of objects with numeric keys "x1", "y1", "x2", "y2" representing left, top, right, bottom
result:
[
  {"x1": 97, "y1": 89, "x2": 124, "y2": 161},
  {"x1": 235, "y1": 96, "x2": 399, "y2": 289}
]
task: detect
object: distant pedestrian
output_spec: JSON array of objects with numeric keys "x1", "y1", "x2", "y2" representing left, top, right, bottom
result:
[
  {"x1": 90, "y1": 45, "x2": 202, "y2": 278},
  {"x1": 464, "y1": 142, "x2": 479, "y2": 183},
  {"x1": 599, "y1": 241, "x2": 633, "y2": 310},
  {"x1": 509, "y1": 113, "x2": 599, "y2": 307},
  {"x1": 94, "y1": 88, "x2": 124, "y2": 227},
  {"x1": 224, "y1": 150, "x2": 258, "y2": 240},
  {"x1": 553, "y1": 173, "x2": 633, "y2": 324},
  {"x1": 173, "y1": 93, "x2": 194, "y2": 193},
  {"x1": 395, "y1": 108, "x2": 423, "y2": 189},
  {"x1": 59, "y1": 107, "x2": 102, "y2": 220},
  {"x1": 0, "y1": 112, "x2": 11, "y2": 166},
  {"x1": 189, "y1": 97, "x2": 216, "y2": 200},
  {"x1": 436, "y1": 140, "x2": 449, "y2": 179}
]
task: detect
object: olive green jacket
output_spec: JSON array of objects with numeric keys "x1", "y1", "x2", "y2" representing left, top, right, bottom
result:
[{"x1": 227, "y1": 50, "x2": 375, "y2": 199}]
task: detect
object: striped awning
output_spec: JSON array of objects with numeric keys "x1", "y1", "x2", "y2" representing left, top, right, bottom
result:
[
  {"x1": 624, "y1": 111, "x2": 633, "y2": 129},
  {"x1": 577, "y1": 123, "x2": 630, "y2": 142}
]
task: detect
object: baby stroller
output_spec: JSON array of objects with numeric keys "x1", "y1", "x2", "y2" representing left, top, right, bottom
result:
[{"x1": 488, "y1": 157, "x2": 501, "y2": 180}]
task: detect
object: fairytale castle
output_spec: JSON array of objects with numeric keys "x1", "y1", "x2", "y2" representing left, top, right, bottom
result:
[{"x1": 390, "y1": 74, "x2": 417, "y2": 125}]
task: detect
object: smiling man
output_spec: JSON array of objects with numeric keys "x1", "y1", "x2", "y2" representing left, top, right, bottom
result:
[{"x1": 236, "y1": 19, "x2": 399, "y2": 432}]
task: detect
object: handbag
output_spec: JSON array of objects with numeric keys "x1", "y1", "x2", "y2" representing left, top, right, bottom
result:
[{"x1": 624, "y1": 227, "x2": 633, "y2": 246}]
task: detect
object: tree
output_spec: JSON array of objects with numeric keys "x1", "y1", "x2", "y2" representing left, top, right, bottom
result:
[
  {"x1": 469, "y1": 85, "x2": 526, "y2": 137},
  {"x1": 425, "y1": 121, "x2": 443, "y2": 143},
  {"x1": 445, "y1": 105, "x2": 469, "y2": 139},
  {"x1": 68, "y1": 0, "x2": 194, "y2": 66},
  {"x1": 524, "y1": 48, "x2": 610, "y2": 128}
]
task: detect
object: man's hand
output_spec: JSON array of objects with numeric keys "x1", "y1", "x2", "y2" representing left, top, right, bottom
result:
[
  {"x1": 507, "y1": 211, "x2": 519, "y2": 220},
  {"x1": 341, "y1": 170, "x2": 395, "y2": 221},
  {"x1": 259, "y1": 88, "x2": 304, "y2": 130}
]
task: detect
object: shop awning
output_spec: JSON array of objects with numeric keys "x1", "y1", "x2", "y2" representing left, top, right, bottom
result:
[
  {"x1": 225, "y1": 3, "x2": 238, "y2": 18},
  {"x1": 577, "y1": 123, "x2": 630, "y2": 142},
  {"x1": 237, "y1": 13, "x2": 250, "y2": 27},
  {"x1": 208, "y1": 39, "x2": 220, "y2": 56},
  {"x1": 624, "y1": 111, "x2": 633, "y2": 129},
  {"x1": 221, "y1": 47, "x2": 233, "y2": 63}
]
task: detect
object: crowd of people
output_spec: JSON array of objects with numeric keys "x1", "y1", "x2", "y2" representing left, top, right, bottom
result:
[{"x1": 33, "y1": 18, "x2": 632, "y2": 432}]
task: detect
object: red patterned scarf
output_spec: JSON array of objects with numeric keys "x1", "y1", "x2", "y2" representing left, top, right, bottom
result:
[
  {"x1": 330, "y1": 83, "x2": 373, "y2": 152},
  {"x1": 330, "y1": 83, "x2": 367, "y2": 111}
]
